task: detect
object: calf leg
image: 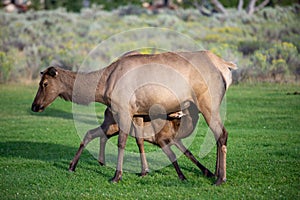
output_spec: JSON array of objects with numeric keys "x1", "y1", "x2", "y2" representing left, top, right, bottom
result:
[
  {"x1": 159, "y1": 141, "x2": 186, "y2": 180},
  {"x1": 174, "y1": 140, "x2": 214, "y2": 177},
  {"x1": 69, "y1": 126, "x2": 102, "y2": 171},
  {"x1": 98, "y1": 129, "x2": 119, "y2": 166},
  {"x1": 136, "y1": 138, "x2": 150, "y2": 176},
  {"x1": 133, "y1": 117, "x2": 149, "y2": 176},
  {"x1": 98, "y1": 136, "x2": 108, "y2": 166}
]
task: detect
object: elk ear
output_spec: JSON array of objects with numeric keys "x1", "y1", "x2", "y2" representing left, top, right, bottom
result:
[{"x1": 47, "y1": 67, "x2": 58, "y2": 77}]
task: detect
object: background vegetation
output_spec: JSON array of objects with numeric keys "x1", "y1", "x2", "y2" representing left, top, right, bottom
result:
[
  {"x1": 28, "y1": 0, "x2": 299, "y2": 12},
  {"x1": 0, "y1": 4, "x2": 299, "y2": 83}
]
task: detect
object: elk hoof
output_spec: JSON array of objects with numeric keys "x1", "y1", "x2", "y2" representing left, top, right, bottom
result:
[
  {"x1": 204, "y1": 169, "x2": 215, "y2": 178},
  {"x1": 110, "y1": 177, "x2": 121, "y2": 183},
  {"x1": 98, "y1": 161, "x2": 105, "y2": 166},
  {"x1": 68, "y1": 162, "x2": 76, "y2": 172},
  {"x1": 179, "y1": 174, "x2": 187, "y2": 181},
  {"x1": 214, "y1": 178, "x2": 226, "y2": 186},
  {"x1": 140, "y1": 172, "x2": 147, "y2": 177},
  {"x1": 68, "y1": 168, "x2": 75, "y2": 172},
  {"x1": 110, "y1": 170, "x2": 122, "y2": 183},
  {"x1": 140, "y1": 168, "x2": 150, "y2": 177}
]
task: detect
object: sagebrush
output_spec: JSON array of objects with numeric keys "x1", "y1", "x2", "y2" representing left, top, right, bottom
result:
[{"x1": 0, "y1": 5, "x2": 299, "y2": 83}]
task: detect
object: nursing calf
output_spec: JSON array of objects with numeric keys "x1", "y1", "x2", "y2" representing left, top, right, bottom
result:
[{"x1": 69, "y1": 103, "x2": 214, "y2": 180}]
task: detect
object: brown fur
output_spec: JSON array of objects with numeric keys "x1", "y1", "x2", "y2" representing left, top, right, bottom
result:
[
  {"x1": 69, "y1": 103, "x2": 214, "y2": 179},
  {"x1": 32, "y1": 50, "x2": 236, "y2": 185}
]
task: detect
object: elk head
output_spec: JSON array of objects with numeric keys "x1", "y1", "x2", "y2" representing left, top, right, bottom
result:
[{"x1": 31, "y1": 67, "x2": 62, "y2": 112}]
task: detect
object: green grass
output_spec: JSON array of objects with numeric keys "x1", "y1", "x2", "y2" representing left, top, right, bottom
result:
[{"x1": 0, "y1": 83, "x2": 299, "y2": 199}]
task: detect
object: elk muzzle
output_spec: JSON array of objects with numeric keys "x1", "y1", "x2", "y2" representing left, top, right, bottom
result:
[{"x1": 31, "y1": 103, "x2": 44, "y2": 112}]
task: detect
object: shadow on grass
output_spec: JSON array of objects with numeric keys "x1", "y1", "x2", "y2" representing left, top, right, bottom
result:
[
  {"x1": 0, "y1": 141, "x2": 115, "y2": 179},
  {"x1": 0, "y1": 141, "x2": 216, "y2": 184},
  {"x1": 28, "y1": 107, "x2": 103, "y2": 125},
  {"x1": 29, "y1": 107, "x2": 74, "y2": 120},
  {"x1": 0, "y1": 141, "x2": 98, "y2": 168},
  {"x1": 0, "y1": 141, "x2": 80, "y2": 161}
]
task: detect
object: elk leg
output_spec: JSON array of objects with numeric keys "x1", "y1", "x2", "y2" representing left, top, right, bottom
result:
[
  {"x1": 200, "y1": 106, "x2": 227, "y2": 186},
  {"x1": 136, "y1": 138, "x2": 149, "y2": 176},
  {"x1": 98, "y1": 136, "x2": 108, "y2": 166},
  {"x1": 98, "y1": 130, "x2": 119, "y2": 166},
  {"x1": 215, "y1": 142, "x2": 220, "y2": 177},
  {"x1": 174, "y1": 140, "x2": 215, "y2": 177},
  {"x1": 69, "y1": 126, "x2": 102, "y2": 171},
  {"x1": 133, "y1": 116, "x2": 149, "y2": 176},
  {"x1": 215, "y1": 127, "x2": 228, "y2": 186},
  {"x1": 98, "y1": 107, "x2": 120, "y2": 165},
  {"x1": 209, "y1": 121, "x2": 227, "y2": 185},
  {"x1": 98, "y1": 129, "x2": 119, "y2": 165},
  {"x1": 111, "y1": 130, "x2": 128, "y2": 183},
  {"x1": 159, "y1": 142, "x2": 186, "y2": 180}
]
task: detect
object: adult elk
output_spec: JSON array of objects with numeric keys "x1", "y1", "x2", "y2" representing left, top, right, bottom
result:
[
  {"x1": 31, "y1": 65, "x2": 214, "y2": 180},
  {"x1": 32, "y1": 50, "x2": 236, "y2": 185}
]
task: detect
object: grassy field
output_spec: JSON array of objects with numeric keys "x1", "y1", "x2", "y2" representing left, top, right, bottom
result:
[{"x1": 0, "y1": 83, "x2": 299, "y2": 199}]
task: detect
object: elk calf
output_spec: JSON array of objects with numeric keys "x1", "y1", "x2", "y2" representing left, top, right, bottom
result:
[{"x1": 69, "y1": 103, "x2": 214, "y2": 180}]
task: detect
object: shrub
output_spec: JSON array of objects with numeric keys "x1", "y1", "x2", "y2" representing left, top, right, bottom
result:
[
  {"x1": 0, "y1": 6, "x2": 299, "y2": 83},
  {"x1": 238, "y1": 41, "x2": 271, "y2": 55},
  {"x1": 0, "y1": 51, "x2": 14, "y2": 83},
  {"x1": 251, "y1": 42, "x2": 299, "y2": 81},
  {"x1": 24, "y1": 44, "x2": 41, "y2": 80},
  {"x1": 209, "y1": 43, "x2": 240, "y2": 63}
]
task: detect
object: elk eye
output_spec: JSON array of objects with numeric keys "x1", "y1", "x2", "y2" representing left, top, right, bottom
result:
[{"x1": 43, "y1": 82, "x2": 48, "y2": 88}]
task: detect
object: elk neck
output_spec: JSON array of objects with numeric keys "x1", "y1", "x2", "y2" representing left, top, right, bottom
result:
[{"x1": 58, "y1": 68, "x2": 107, "y2": 106}]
